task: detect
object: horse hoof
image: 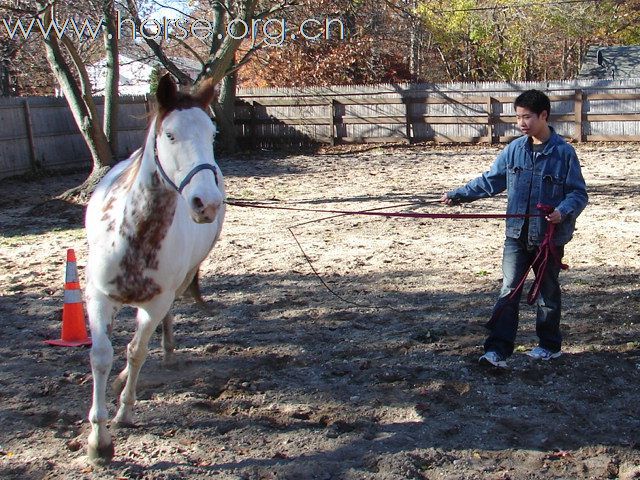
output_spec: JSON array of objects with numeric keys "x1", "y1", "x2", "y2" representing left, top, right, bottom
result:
[
  {"x1": 162, "y1": 355, "x2": 179, "y2": 369},
  {"x1": 195, "y1": 299, "x2": 224, "y2": 316},
  {"x1": 87, "y1": 442, "x2": 114, "y2": 466}
]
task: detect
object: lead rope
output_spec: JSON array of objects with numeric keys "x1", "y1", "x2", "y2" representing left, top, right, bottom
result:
[{"x1": 508, "y1": 203, "x2": 569, "y2": 305}]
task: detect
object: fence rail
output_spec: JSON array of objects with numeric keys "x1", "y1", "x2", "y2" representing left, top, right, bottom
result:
[{"x1": 1, "y1": 79, "x2": 640, "y2": 179}]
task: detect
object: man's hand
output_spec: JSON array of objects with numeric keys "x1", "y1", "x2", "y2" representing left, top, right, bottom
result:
[
  {"x1": 545, "y1": 209, "x2": 564, "y2": 224},
  {"x1": 440, "y1": 192, "x2": 454, "y2": 206}
]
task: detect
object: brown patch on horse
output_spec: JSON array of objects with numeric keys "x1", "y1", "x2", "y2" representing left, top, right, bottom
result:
[
  {"x1": 101, "y1": 152, "x2": 144, "y2": 233},
  {"x1": 109, "y1": 171, "x2": 177, "y2": 304},
  {"x1": 101, "y1": 196, "x2": 117, "y2": 232}
]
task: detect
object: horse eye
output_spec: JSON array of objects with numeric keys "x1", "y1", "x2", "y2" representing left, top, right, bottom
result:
[{"x1": 166, "y1": 132, "x2": 176, "y2": 142}]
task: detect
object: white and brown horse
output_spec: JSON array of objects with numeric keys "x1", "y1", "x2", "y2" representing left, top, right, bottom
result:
[{"x1": 84, "y1": 74, "x2": 225, "y2": 464}]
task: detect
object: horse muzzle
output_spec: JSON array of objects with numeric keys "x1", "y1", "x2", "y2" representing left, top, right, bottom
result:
[{"x1": 190, "y1": 197, "x2": 221, "y2": 224}]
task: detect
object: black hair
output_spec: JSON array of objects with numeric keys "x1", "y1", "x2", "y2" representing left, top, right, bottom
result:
[{"x1": 514, "y1": 89, "x2": 551, "y2": 117}]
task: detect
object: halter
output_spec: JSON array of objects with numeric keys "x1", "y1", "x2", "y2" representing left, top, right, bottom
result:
[{"x1": 152, "y1": 139, "x2": 219, "y2": 193}]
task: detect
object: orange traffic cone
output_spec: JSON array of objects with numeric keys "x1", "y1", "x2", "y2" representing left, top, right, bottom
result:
[{"x1": 45, "y1": 249, "x2": 92, "y2": 347}]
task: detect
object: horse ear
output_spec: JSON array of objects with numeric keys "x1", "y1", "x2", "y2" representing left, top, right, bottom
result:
[
  {"x1": 156, "y1": 74, "x2": 178, "y2": 109},
  {"x1": 195, "y1": 78, "x2": 218, "y2": 110}
]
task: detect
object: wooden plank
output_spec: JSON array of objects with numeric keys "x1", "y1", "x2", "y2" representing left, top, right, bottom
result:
[
  {"x1": 586, "y1": 93, "x2": 640, "y2": 101},
  {"x1": 339, "y1": 116, "x2": 407, "y2": 125},
  {"x1": 243, "y1": 115, "x2": 491, "y2": 126},
  {"x1": 586, "y1": 134, "x2": 640, "y2": 142},
  {"x1": 490, "y1": 94, "x2": 575, "y2": 104},
  {"x1": 494, "y1": 114, "x2": 576, "y2": 124},
  {"x1": 237, "y1": 117, "x2": 332, "y2": 126},
  {"x1": 410, "y1": 115, "x2": 489, "y2": 125},
  {"x1": 235, "y1": 97, "x2": 332, "y2": 107},
  {"x1": 586, "y1": 113, "x2": 640, "y2": 122},
  {"x1": 329, "y1": 99, "x2": 337, "y2": 146},
  {"x1": 339, "y1": 134, "x2": 492, "y2": 144},
  {"x1": 22, "y1": 100, "x2": 39, "y2": 170},
  {"x1": 339, "y1": 135, "x2": 410, "y2": 144},
  {"x1": 432, "y1": 135, "x2": 492, "y2": 144},
  {"x1": 250, "y1": 101, "x2": 259, "y2": 149},
  {"x1": 574, "y1": 89, "x2": 584, "y2": 142},
  {"x1": 237, "y1": 134, "x2": 332, "y2": 144},
  {"x1": 487, "y1": 97, "x2": 495, "y2": 144},
  {"x1": 404, "y1": 98, "x2": 412, "y2": 144}
]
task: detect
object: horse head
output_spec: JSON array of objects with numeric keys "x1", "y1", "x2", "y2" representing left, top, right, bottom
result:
[{"x1": 154, "y1": 74, "x2": 223, "y2": 224}]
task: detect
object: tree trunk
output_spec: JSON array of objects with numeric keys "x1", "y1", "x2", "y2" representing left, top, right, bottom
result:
[
  {"x1": 1, "y1": 60, "x2": 10, "y2": 96},
  {"x1": 196, "y1": 0, "x2": 258, "y2": 86},
  {"x1": 38, "y1": 3, "x2": 115, "y2": 202},
  {"x1": 103, "y1": 0, "x2": 119, "y2": 160},
  {"x1": 216, "y1": 67, "x2": 238, "y2": 153}
]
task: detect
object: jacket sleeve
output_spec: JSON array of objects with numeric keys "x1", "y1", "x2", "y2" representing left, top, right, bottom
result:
[
  {"x1": 557, "y1": 151, "x2": 588, "y2": 219},
  {"x1": 447, "y1": 149, "x2": 508, "y2": 203}
]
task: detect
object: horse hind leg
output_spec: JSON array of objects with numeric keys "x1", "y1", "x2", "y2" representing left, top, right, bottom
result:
[
  {"x1": 184, "y1": 269, "x2": 222, "y2": 314},
  {"x1": 86, "y1": 289, "x2": 119, "y2": 465},
  {"x1": 113, "y1": 299, "x2": 172, "y2": 427},
  {"x1": 161, "y1": 312, "x2": 177, "y2": 367}
]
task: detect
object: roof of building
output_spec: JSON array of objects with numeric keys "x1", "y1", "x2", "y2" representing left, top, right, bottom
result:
[{"x1": 578, "y1": 45, "x2": 640, "y2": 80}]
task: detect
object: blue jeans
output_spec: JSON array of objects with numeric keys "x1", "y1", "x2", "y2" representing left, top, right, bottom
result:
[{"x1": 484, "y1": 236, "x2": 564, "y2": 358}]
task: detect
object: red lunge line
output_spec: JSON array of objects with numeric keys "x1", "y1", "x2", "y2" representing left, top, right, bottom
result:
[{"x1": 225, "y1": 200, "x2": 545, "y2": 220}]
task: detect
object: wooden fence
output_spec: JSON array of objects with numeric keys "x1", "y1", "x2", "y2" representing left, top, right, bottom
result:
[
  {"x1": 235, "y1": 79, "x2": 640, "y2": 146},
  {"x1": 0, "y1": 95, "x2": 150, "y2": 179},
  {"x1": 1, "y1": 79, "x2": 640, "y2": 179}
]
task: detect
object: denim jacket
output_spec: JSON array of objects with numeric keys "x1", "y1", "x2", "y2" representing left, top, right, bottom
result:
[{"x1": 447, "y1": 128, "x2": 588, "y2": 246}]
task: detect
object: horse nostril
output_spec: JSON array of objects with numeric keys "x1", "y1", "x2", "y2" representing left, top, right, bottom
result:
[{"x1": 192, "y1": 197, "x2": 204, "y2": 211}]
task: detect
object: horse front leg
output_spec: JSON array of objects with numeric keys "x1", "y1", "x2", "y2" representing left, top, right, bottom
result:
[
  {"x1": 113, "y1": 297, "x2": 172, "y2": 427},
  {"x1": 86, "y1": 289, "x2": 119, "y2": 465}
]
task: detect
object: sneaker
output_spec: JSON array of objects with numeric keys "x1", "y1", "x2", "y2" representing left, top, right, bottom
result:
[
  {"x1": 479, "y1": 351, "x2": 508, "y2": 369},
  {"x1": 527, "y1": 346, "x2": 562, "y2": 361}
]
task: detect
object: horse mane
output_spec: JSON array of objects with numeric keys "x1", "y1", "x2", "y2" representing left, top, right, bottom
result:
[{"x1": 112, "y1": 149, "x2": 144, "y2": 192}]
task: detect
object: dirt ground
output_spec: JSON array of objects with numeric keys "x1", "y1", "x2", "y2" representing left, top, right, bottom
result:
[{"x1": 0, "y1": 143, "x2": 639, "y2": 480}]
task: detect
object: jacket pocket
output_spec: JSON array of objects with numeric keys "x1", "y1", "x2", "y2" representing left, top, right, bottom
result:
[
  {"x1": 507, "y1": 166, "x2": 522, "y2": 192},
  {"x1": 542, "y1": 174, "x2": 564, "y2": 200}
]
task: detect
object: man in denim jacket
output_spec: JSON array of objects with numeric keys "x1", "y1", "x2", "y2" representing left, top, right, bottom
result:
[{"x1": 441, "y1": 90, "x2": 588, "y2": 368}]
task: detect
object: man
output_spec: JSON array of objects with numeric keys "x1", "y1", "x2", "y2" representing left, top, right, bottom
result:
[{"x1": 441, "y1": 89, "x2": 588, "y2": 369}]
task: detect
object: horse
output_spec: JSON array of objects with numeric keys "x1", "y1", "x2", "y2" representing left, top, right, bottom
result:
[{"x1": 84, "y1": 74, "x2": 225, "y2": 465}]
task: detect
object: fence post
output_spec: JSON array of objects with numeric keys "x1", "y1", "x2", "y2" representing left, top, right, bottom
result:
[
  {"x1": 574, "y1": 89, "x2": 584, "y2": 142},
  {"x1": 251, "y1": 101, "x2": 259, "y2": 149},
  {"x1": 404, "y1": 97, "x2": 413, "y2": 144},
  {"x1": 22, "y1": 99, "x2": 39, "y2": 171},
  {"x1": 487, "y1": 96, "x2": 496, "y2": 144},
  {"x1": 329, "y1": 99, "x2": 337, "y2": 146}
]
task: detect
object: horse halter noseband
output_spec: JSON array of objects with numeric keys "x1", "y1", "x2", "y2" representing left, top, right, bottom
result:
[{"x1": 152, "y1": 139, "x2": 219, "y2": 194}]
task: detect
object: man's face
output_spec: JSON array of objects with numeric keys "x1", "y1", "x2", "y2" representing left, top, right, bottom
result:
[{"x1": 515, "y1": 106, "x2": 548, "y2": 138}]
